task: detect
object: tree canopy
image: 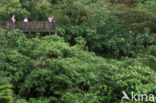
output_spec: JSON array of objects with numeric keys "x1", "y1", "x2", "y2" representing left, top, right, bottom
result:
[{"x1": 0, "y1": 0, "x2": 156, "y2": 103}]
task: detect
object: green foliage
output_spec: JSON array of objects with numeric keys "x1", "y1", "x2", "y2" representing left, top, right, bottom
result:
[
  {"x1": 0, "y1": 1, "x2": 30, "y2": 21},
  {"x1": 61, "y1": 92, "x2": 100, "y2": 103},
  {"x1": 1, "y1": 30, "x2": 156, "y2": 103},
  {"x1": 30, "y1": 1, "x2": 52, "y2": 20},
  {"x1": 92, "y1": 58, "x2": 156, "y2": 102},
  {"x1": 110, "y1": 0, "x2": 152, "y2": 7},
  {"x1": 137, "y1": 0, "x2": 156, "y2": 10},
  {"x1": 64, "y1": 15, "x2": 130, "y2": 57},
  {"x1": 19, "y1": 69, "x2": 52, "y2": 97},
  {"x1": 29, "y1": 97, "x2": 51, "y2": 103},
  {"x1": 111, "y1": 4, "x2": 156, "y2": 32},
  {"x1": 147, "y1": 45, "x2": 156, "y2": 56},
  {"x1": 75, "y1": 37, "x2": 87, "y2": 50},
  {"x1": 1, "y1": 0, "x2": 155, "y2": 58},
  {"x1": 0, "y1": 72, "x2": 13, "y2": 103},
  {"x1": 0, "y1": 0, "x2": 156, "y2": 102},
  {"x1": 0, "y1": 85, "x2": 13, "y2": 103},
  {"x1": 52, "y1": 0, "x2": 89, "y2": 26}
]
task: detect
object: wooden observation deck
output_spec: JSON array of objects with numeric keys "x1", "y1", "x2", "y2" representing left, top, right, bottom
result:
[{"x1": 0, "y1": 21, "x2": 56, "y2": 33}]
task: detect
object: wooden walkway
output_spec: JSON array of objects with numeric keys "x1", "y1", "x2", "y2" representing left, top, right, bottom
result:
[{"x1": 0, "y1": 21, "x2": 56, "y2": 33}]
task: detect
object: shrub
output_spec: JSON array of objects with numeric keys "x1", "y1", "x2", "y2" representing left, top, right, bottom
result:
[
  {"x1": 19, "y1": 69, "x2": 53, "y2": 97},
  {"x1": 110, "y1": 4, "x2": 156, "y2": 32},
  {"x1": 0, "y1": 1, "x2": 30, "y2": 21},
  {"x1": 147, "y1": 45, "x2": 156, "y2": 56},
  {"x1": 0, "y1": 29, "x2": 156, "y2": 103},
  {"x1": 0, "y1": 71, "x2": 13, "y2": 103},
  {"x1": 89, "y1": 58, "x2": 156, "y2": 102},
  {"x1": 110, "y1": 0, "x2": 149, "y2": 6}
]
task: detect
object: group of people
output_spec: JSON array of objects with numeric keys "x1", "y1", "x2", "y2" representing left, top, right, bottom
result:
[{"x1": 10, "y1": 15, "x2": 54, "y2": 30}]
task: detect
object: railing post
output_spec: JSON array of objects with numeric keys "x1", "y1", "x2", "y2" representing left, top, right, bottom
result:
[
  {"x1": 45, "y1": 21, "x2": 48, "y2": 30},
  {"x1": 6, "y1": 22, "x2": 9, "y2": 30}
]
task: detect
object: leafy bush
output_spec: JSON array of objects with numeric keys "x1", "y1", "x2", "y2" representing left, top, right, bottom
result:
[
  {"x1": 65, "y1": 15, "x2": 130, "y2": 57},
  {"x1": 89, "y1": 58, "x2": 156, "y2": 102},
  {"x1": 110, "y1": 0, "x2": 148, "y2": 6},
  {"x1": 0, "y1": 1, "x2": 30, "y2": 21},
  {"x1": 15, "y1": 99, "x2": 29, "y2": 103},
  {"x1": 0, "y1": 0, "x2": 156, "y2": 102},
  {"x1": 0, "y1": 72, "x2": 13, "y2": 103},
  {"x1": 147, "y1": 45, "x2": 156, "y2": 56},
  {"x1": 137, "y1": 0, "x2": 156, "y2": 10},
  {"x1": 110, "y1": 4, "x2": 156, "y2": 32}
]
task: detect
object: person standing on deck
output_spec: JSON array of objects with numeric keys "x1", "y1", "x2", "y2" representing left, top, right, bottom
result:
[
  {"x1": 23, "y1": 17, "x2": 28, "y2": 30},
  {"x1": 48, "y1": 16, "x2": 55, "y2": 32},
  {"x1": 48, "y1": 16, "x2": 53, "y2": 22},
  {"x1": 48, "y1": 16, "x2": 55, "y2": 30},
  {"x1": 48, "y1": 16, "x2": 54, "y2": 22},
  {"x1": 51, "y1": 16, "x2": 55, "y2": 29},
  {"x1": 51, "y1": 16, "x2": 54, "y2": 22},
  {"x1": 10, "y1": 15, "x2": 16, "y2": 29}
]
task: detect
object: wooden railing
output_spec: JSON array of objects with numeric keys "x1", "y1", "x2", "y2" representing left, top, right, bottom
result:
[{"x1": 0, "y1": 21, "x2": 56, "y2": 32}]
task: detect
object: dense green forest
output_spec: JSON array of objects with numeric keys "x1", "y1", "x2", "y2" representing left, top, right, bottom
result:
[{"x1": 0, "y1": 0, "x2": 156, "y2": 103}]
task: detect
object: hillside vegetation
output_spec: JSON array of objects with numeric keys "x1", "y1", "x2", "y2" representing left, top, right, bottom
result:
[{"x1": 0, "y1": 0, "x2": 156, "y2": 103}]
